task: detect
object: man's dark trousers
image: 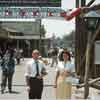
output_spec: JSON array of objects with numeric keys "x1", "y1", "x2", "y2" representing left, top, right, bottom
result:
[
  {"x1": 29, "y1": 77, "x2": 43, "y2": 99},
  {"x1": 1, "y1": 72, "x2": 13, "y2": 92}
]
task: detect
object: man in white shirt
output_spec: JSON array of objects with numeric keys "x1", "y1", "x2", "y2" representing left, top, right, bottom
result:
[{"x1": 25, "y1": 49, "x2": 47, "y2": 99}]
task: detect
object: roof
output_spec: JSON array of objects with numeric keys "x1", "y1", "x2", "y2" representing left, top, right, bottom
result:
[
  {"x1": 8, "y1": 35, "x2": 47, "y2": 40},
  {"x1": 1, "y1": 22, "x2": 40, "y2": 35},
  {"x1": 2, "y1": 27, "x2": 19, "y2": 33}
]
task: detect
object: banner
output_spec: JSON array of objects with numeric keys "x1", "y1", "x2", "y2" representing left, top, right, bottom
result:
[
  {"x1": 64, "y1": 8, "x2": 81, "y2": 20},
  {"x1": 0, "y1": 7, "x2": 81, "y2": 21}
]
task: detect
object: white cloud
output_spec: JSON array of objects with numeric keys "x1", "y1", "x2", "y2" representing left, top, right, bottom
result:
[
  {"x1": 43, "y1": 0, "x2": 75, "y2": 38},
  {"x1": 42, "y1": 18, "x2": 75, "y2": 38}
]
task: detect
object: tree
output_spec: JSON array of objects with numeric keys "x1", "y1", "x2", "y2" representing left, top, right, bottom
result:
[{"x1": 54, "y1": 31, "x2": 75, "y2": 48}]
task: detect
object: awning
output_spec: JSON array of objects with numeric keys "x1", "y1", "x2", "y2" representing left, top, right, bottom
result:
[{"x1": 8, "y1": 35, "x2": 45, "y2": 40}]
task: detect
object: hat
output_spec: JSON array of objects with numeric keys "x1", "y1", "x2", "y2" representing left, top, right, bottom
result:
[{"x1": 32, "y1": 49, "x2": 39, "y2": 54}]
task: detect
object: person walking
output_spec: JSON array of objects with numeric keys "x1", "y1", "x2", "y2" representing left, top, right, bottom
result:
[
  {"x1": 50, "y1": 48, "x2": 58, "y2": 67},
  {"x1": 25, "y1": 49, "x2": 47, "y2": 99},
  {"x1": 1, "y1": 50, "x2": 15, "y2": 94},
  {"x1": 54, "y1": 50, "x2": 75, "y2": 99},
  {"x1": 15, "y1": 49, "x2": 21, "y2": 65}
]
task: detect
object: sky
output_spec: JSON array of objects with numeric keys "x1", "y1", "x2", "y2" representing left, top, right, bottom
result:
[{"x1": 42, "y1": 0, "x2": 100, "y2": 38}]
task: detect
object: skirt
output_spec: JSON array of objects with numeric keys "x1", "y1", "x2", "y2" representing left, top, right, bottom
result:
[{"x1": 56, "y1": 75, "x2": 72, "y2": 99}]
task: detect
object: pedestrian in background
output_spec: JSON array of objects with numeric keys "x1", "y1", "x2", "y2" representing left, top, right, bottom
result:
[
  {"x1": 1, "y1": 50, "x2": 15, "y2": 94},
  {"x1": 15, "y1": 49, "x2": 21, "y2": 65},
  {"x1": 25, "y1": 49, "x2": 47, "y2": 99},
  {"x1": 50, "y1": 47, "x2": 58, "y2": 67}
]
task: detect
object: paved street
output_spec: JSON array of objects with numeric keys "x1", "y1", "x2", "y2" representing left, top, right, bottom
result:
[{"x1": 0, "y1": 58, "x2": 100, "y2": 100}]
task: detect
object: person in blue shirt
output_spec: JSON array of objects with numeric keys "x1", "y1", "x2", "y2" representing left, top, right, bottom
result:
[{"x1": 1, "y1": 50, "x2": 15, "y2": 94}]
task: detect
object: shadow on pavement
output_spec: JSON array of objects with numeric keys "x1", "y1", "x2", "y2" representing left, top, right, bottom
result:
[
  {"x1": 0, "y1": 90, "x2": 20, "y2": 94},
  {"x1": 12, "y1": 84, "x2": 54, "y2": 87},
  {"x1": 5, "y1": 91, "x2": 20, "y2": 94}
]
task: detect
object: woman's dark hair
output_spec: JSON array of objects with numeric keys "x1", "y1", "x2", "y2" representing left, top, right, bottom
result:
[{"x1": 59, "y1": 50, "x2": 71, "y2": 61}]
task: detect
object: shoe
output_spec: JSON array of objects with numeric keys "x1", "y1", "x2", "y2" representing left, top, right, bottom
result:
[{"x1": 9, "y1": 90, "x2": 12, "y2": 93}]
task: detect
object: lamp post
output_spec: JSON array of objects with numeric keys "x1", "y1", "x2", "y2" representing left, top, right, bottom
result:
[{"x1": 83, "y1": 11, "x2": 100, "y2": 99}]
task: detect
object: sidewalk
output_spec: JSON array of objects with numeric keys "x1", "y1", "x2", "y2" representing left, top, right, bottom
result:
[{"x1": 0, "y1": 58, "x2": 100, "y2": 100}]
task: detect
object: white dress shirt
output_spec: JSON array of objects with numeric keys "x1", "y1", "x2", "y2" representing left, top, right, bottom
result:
[{"x1": 25, "y1": 59, "x2": 45, "y2": 78}]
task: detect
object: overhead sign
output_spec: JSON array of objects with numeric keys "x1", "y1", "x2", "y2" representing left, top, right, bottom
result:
[
  {"x1": 0, "y1": 7, "x2": 66, "y2": 20},
  {"x1": 0, "y1": 7, "x2": 81, "y2": 21},
  {"x1": 0, "y1": 0, "x2": 61, "y2": 7}
]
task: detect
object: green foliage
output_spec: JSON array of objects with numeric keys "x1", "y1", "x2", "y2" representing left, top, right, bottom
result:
[{"x1": 54, "y1": 31, "x2": 75, "y2": 48}]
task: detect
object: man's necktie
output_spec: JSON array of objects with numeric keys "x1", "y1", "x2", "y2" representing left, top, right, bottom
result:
[{"x1": 35, "y1": 61, "x2": 39, "y2": 77}]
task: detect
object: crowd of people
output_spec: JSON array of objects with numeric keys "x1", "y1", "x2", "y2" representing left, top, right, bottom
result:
[{"x1": 0, "y1": 46, "x2": 78, "y2": 99}]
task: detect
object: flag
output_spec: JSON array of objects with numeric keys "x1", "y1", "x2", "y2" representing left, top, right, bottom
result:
[{"x1": 64, "y1": 8, "x2": 81, "y2": 20}]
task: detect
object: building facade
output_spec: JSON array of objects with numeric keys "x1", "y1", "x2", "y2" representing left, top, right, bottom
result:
[{"x1": 0, "y1": 21, "x2": 50, "y2": 57}]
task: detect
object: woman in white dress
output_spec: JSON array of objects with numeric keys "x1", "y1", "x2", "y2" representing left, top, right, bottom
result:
[{"x1": 54, "y1": 50, "x2": 75, "y2": 99}]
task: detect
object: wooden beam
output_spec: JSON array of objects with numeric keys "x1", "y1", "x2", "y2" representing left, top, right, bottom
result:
[
  {"x1": 91, "y1": 25, "x2": 100, "y2": 43},
  {"x1": 82, "y1": 4, "x2": 100, "y2": 14},
  {"x1": 89, "y1": 4, "x2": 100, "y2": 11},
  {"x1": 91, "y1": 84, "x2": 100, "y2": 90},
  {"x1": 77, "y1": 77, "x2": 100, "y2": 88},
  {"x1": 86, "y1": 0, "x2": 95, "y2": 7}
]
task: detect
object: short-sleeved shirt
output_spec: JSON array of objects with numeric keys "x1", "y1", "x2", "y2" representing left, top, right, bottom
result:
[
  {"x1": 25, "y1": 59, "x2": 45, "y2": 78},
  {"x1": 56, "y1": 61, "x2": 75, "y2": 74},
  {"x1": 56, "y1": 61, "x2": 79, "y2": 84}
]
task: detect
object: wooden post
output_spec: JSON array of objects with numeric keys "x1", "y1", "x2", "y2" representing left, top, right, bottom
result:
[
  {"x1": 76, "y1": 0, "x2": 79, "y2": 7},
  {"x1": 75, "y1": 0, "x2": 86, "y2": 76},
  {"x1": 84, "y1": 31, "x2": 92, "y2": 99},
  {"x1": 84, "y1": 24, "x2": 100, "y2": 99},
  {"x1": 81, "y1": 0, "x2": 86, "y2": 6}
]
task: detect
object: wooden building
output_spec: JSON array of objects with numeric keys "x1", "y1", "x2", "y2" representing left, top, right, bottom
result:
[{"x1": 75, "y1": 2, "x2": 100, "y2": 79}]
